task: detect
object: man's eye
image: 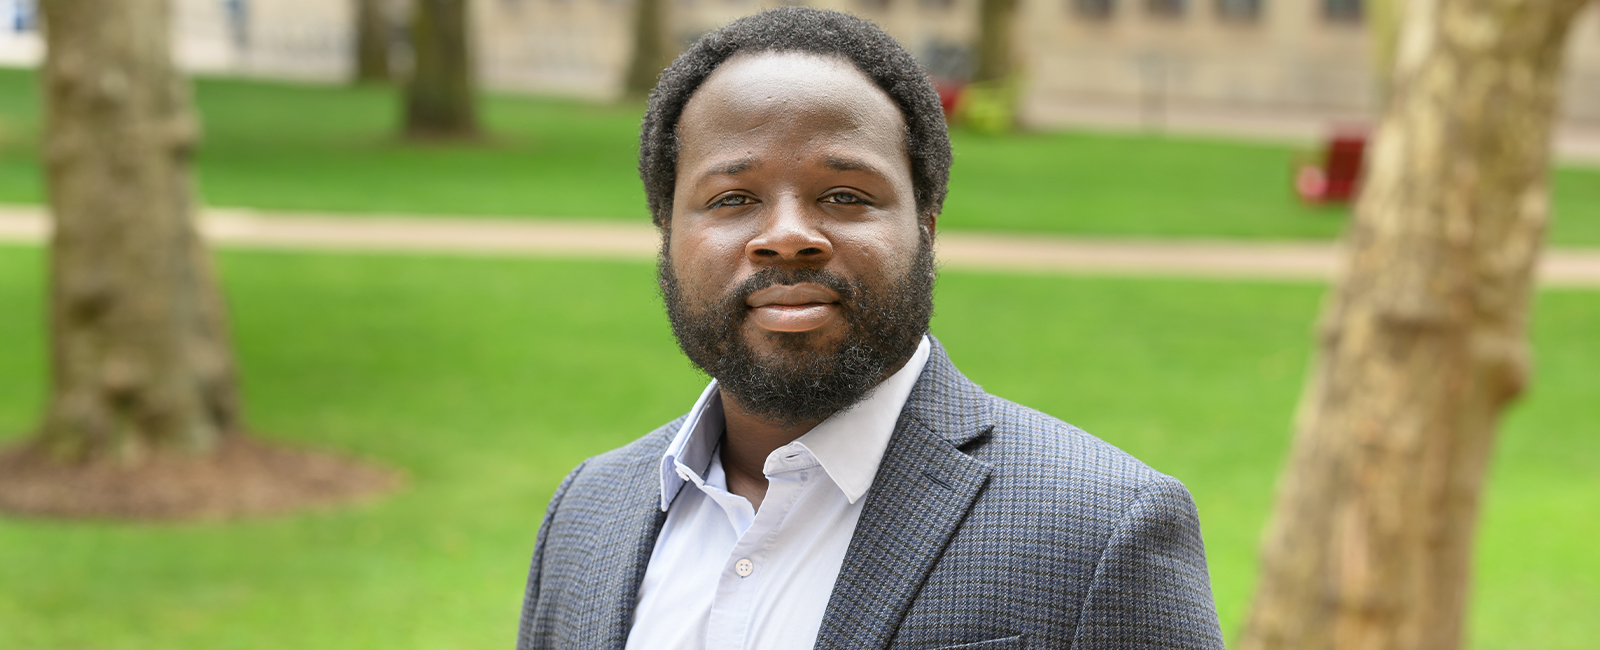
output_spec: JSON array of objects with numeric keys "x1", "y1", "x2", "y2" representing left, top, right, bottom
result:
[
  {"x1": 712, "y1": 194, "x2": 755, "y2": 208},
  {"x1": 823, "y1": 192, "x2": 867, "y2": 205}
]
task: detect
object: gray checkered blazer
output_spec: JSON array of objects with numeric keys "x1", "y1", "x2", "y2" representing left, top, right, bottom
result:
[{"x1": 519, "y1": 337, "x2": 1224, "y2": 649}]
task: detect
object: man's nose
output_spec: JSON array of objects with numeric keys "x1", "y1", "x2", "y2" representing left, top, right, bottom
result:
[{"x1": 745, "y1": 198, "x2": 832, "y2": 265}]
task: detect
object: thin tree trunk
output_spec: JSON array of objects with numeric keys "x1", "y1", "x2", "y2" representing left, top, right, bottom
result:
[
  {"x1": 355, "y1": 0, "x2": 392, "y2": 84},
  {"x1": 405, "y1": 0, "x2": 477, "y2": 138},
  {"x1": 973, "y1": 0, "x2": 1018, "y2": 84},
  {"x1": 1239, "y1": 1, "x2": 1593, "y2": 650},
  {"x1": 37, "y1": 0, "x2": 242, "y2": 462},
  {"x1": 623, "y1": 0, "x2": 671, "y2": 98}
]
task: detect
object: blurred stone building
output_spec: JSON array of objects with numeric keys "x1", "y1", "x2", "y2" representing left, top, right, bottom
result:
[
  {"x1": 1, "y1": 0, "x2": 1597, "y2": 140},
  {"x1": 474, "y1": 0, "x2": 984, "y2": 102},
  {"x1": 1019, "y1": 1, "x2": 1600, "y2": 138}
]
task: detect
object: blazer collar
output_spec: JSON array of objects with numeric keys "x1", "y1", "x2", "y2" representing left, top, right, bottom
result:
[
  {"x1": 897, "y1": 335, "x2": 994, "y2": 449},
  {"x1": 816, "y1": 335, "x2": 996, "y2": 649}
]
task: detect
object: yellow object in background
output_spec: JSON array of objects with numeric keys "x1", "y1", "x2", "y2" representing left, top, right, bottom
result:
[{"x1": 956, "y1": 75, "x2": 1021, "y2": 134}]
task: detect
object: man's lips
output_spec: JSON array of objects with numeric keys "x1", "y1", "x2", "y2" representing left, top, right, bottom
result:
[{"x1": 746, "y1": 283, "x2": 841, "y2": 333}]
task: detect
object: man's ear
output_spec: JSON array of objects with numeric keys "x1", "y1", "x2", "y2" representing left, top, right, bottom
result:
[{"x1": 923, "y1": 212, "x2": 939, "y2": 238}]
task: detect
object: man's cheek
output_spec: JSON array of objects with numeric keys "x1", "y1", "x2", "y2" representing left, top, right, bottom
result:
[{"x1": 671, "y1": 265, "x2": 716, "y2": 310}]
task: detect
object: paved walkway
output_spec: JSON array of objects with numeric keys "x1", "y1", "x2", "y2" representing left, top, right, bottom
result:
[{"x1": 4, "y1": 205, "x2": 1599, "y2": 287}]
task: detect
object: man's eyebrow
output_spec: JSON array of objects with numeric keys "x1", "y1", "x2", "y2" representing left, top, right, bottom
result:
[
  {"x1": 825, "y1": 157, "x2": 883, "y2": 174},
  {"x1": 703, "y1": 158, "x2": 758, "y2": 176}
]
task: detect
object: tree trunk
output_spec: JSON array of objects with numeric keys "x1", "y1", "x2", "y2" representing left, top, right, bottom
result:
[
  {"x1": 405, "y1": 0, "x2": 477, "y2": 138},
  {"x1": 37, "y1": 0, "x2": 242, "y2": 462},
  {"x1": 622, "y1": 0, "x2": 672, "y2": 98},
  {"x1": 1239, "y1": 2, "x2": 1593, "y2": 650},
  {"x1": 973, "y1": 0, "x2": 1018, "y2": 84},
  {"x1": 355, "y1": 0, "x2": 392, "y2": 84}
]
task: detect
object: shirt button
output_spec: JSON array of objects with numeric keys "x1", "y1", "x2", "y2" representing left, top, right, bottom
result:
[{"x1": 735, "y1": 558, "x2": 754, "y2": 577}]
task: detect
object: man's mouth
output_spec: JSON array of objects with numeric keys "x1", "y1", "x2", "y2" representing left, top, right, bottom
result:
[{"x1": 746, "y1": 283, "x2": 842, "y2": 333}]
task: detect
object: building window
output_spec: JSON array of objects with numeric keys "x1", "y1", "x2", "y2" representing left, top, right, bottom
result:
[
  {"x1": 1146, "y1": 0, "x2": 1186, "y2": 19},
  {"x1": 1216, "y1": 0, "x2": 1260, "y2": 21},
  {"x1": 1323, "y1": 0, "x2": 1361, "y2": 22},
  {"x1": 7, "y1": 0, "x2": 38, "y2": 32},
  {"x1": 1073, "y1": 0, "x2": 1114, "y2": 20}
]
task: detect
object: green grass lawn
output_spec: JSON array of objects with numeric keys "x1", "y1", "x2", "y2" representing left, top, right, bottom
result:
[
  {"x1": 4, "y1": 67, "x2": 1600, "y2": 244},
  {"x1": 0, "y1": 246, "x2": 1595, "y2": 649}
]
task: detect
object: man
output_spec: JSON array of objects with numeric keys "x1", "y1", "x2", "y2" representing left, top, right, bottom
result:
[{"x1": 519, "y1": 8, "x2": 1223, "y2": 649}]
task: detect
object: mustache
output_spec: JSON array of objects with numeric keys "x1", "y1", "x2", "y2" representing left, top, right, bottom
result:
[{"x1": 725, "y1": 267, "x2": 857, "y2": 312}]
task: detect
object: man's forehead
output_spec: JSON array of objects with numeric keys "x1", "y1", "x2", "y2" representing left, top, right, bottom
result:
[
  {"x1": 687, "y1": 52, "x2": 900, "y2": 121},
  {"x1": 698, "y1": 50, "x2": 870, "y2": 92},
  {"x1": 677, "y1": 51, "x2": 906, "y2": 150}
]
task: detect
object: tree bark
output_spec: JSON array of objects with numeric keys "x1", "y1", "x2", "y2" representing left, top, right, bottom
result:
[
  {"x1": 37, "y1": 0, "x2": 242, "y2": 462},
  {"x1": 355, "y1": 0, "x2": 392, "y2": 84},
  {"x1": 1239, "y1": 2, "x2": 1593, "y2": 650},
  {"x1": 623, "y1": 0, "x2": 672, "y2": 98},
  {"x1": 973, "y1": 0, "x2": 1018, "y2": 84},
  {"x1": 405, "y1": 0, "x2": 477, "y2": 138}
]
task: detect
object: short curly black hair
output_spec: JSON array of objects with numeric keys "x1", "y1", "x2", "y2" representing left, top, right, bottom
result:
[{"x1": 638, "y1": 7, "x2": 952, "y2": 229}]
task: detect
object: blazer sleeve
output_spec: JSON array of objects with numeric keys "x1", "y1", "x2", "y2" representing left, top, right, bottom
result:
[
  {"x1": 1070, "y1": 475, "x2": 1225, "y2": 649},
  {"x1": 516, "y1": 460, "x2": 587, "y2": 650}
]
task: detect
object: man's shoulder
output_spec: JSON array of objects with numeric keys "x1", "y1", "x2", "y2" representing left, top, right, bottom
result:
[
  {"x1": 974, "y1": 393, "x2": 1177, "y2": 506},
  {"x1": 534, "y1": 416, "x2": 681, "y2": 551},
  {"x1": 909, "y1": 336, "x2": 1182, "y2": 505},
  {"x1": 563, "y1": 415, "x2": 684, "y2": 489},
  {"x1": 888, "y1": 385, "x2": 1221, "y2": 647}
]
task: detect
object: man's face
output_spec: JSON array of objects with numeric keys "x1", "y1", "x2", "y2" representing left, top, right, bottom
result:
[{"x1": 660, "y1": 51, "x2": 935, "y2": 425}]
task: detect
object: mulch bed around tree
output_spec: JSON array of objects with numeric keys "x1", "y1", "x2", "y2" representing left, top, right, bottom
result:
[{"x1": 0, "y1": 435, "x2": 401, "y2": 521}]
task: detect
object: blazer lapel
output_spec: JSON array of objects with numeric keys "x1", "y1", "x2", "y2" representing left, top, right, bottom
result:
[
  {"x1": 815, "y1": 337, "x2": 995, "y2": 650},
  {"x1": 577, "y1": 433, "x2": 671, "y2": 649}
]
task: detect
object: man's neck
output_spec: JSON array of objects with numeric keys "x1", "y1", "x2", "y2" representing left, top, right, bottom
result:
[
  {"x1": 717, "y1": 393, "x2": 821, "y2": 514},
  {"x1": 715, "y1": 352, "x2": 914, "y2": 512}
]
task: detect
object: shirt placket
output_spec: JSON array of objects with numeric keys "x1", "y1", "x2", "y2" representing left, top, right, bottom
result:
[{"x1": 702, "y1": 450, "x2": 819, "y2": 650}]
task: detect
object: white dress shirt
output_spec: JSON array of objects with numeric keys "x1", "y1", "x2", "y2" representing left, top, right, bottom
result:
[{"x1": 625, "y1": 335, "x2": 932, "y2": 650}]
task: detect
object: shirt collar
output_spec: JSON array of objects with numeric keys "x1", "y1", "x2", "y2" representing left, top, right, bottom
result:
[
  {"x1": 658, "y1": 381, "x2": 724, "y2": 511},
  {"x1": 658, "y1": 335, "x2": 932, "y2": 510}
]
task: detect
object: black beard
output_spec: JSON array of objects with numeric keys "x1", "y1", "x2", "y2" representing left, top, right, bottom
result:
[{"x1": 658, "y1": 232, "x2": 936, "y2": 426}]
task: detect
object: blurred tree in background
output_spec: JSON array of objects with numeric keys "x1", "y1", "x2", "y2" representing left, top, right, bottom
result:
[
  {"x1": 973, "y1": 0, "x2": 1017, "y2": 84},
  {"x1": 355, "y1": 0, "x2": 395, "y2": 84},
  {"x1": 1240, "y1": 1, "x2": 1596, "y2": 649},
  {"x1": 405, "y1": 0, "x2": 477, "y2": 138},
  {"x1": 0, "y1": 0, "x2": 397, "y2": 519},
  {"x1": 33, "y1": 0, "x2": 241, "y2": 463},
  {"x1": 624, "y1": 0, "x2": 674, "y2": 99},
  {"x1": 964, "y1": 0, "x2": 1020, "y2": 133}
]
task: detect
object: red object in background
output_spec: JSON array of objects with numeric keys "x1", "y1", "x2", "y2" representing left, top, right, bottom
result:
[
  {"x1": 933, "y1": 78, "x2": 966, "y2": 119},
  {"x1": 1296, "y1": 131, "x2": 1367, "y2": 204}
]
